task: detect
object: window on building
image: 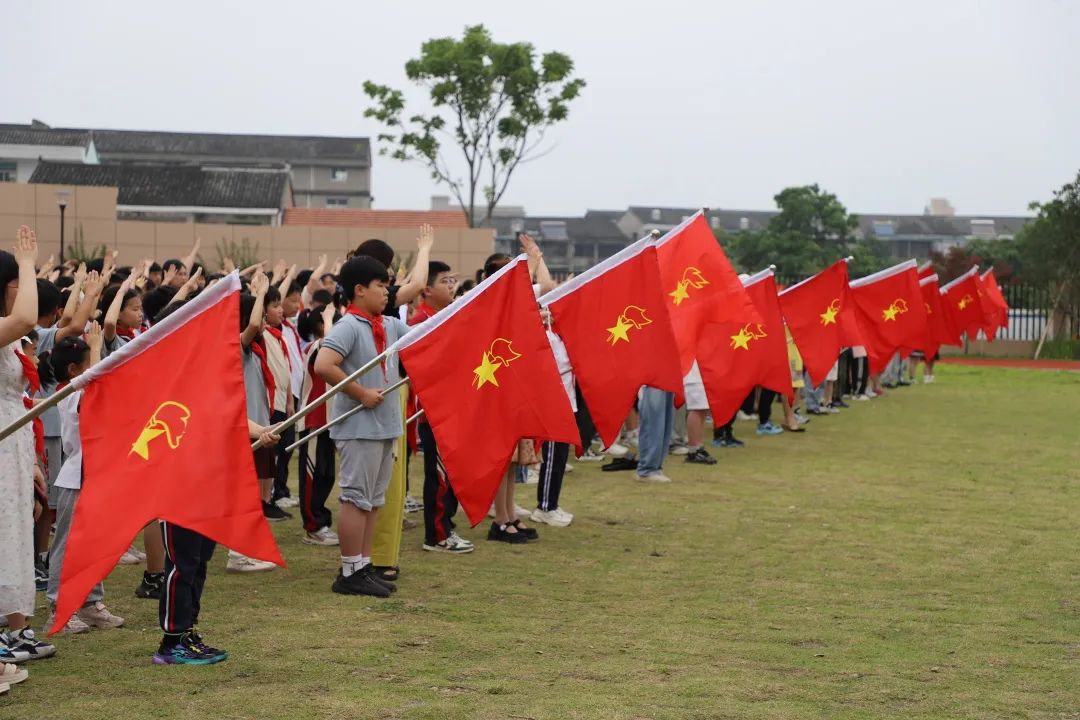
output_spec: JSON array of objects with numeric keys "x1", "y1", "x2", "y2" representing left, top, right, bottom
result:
[
  {"x1": 510, "y1": 218, "x2": 525, "y2": 234},
  {"x1": 970, "y1": 219, "x2": 995, "y2": 239},
  {"x1": 872, "y1": 220, "x2": 895, "y2": 237},
  {"x1": 710, "y1": 216, "x2": 720, "y2": 230},
  {"x1": 330, "y1": 168, "x2": 348, "y2": 182},
  {"x1": 650, "y1": 208, "x2": 661, "y2": 221},
  {"x1": 739, "y1": 217, "x2": 750, "y2": 231},
  {"x1": 539, "y1": 220, "x2": 568, "y2": 241},
  {"x1": 325, "y1": 196, "x2": 349, "y2": 208},
  {"x1": 0, "y1": 162, "x2": 16, "y2": 182}
]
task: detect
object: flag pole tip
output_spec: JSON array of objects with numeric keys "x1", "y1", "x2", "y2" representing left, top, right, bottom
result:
[
  {"x1": 768, "y1": 264, "x2": 777, "y2": 271},
  {"x1": 844, "y1": 256, "x2": 854, "y2": 262},
  {"x1": 649, "y1": 230, "x2": 661, "y2": 239}
]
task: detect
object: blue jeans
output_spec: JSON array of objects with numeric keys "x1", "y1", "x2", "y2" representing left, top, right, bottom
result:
[
  {"x1": 803, "y1": 372, "x2": 824, "y2": 412},
  {"x1": 637, "y1": 388, "x2": 675, "y2": 477}
]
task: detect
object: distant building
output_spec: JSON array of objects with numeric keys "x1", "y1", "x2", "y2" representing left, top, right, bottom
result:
[
  {"x1": 0, "y1": 120, "x2": 371, "y2": 209},
  {"x1": 29, "y1": 161, "x2": 291, "y2": 225}
]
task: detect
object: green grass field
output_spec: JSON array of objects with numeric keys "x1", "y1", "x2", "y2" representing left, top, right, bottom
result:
[{"x1": 6, "y1": 365, "x2": 1079, "y2": 719}]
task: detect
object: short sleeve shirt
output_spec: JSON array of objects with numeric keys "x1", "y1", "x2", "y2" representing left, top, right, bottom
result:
[
  {"x1": 54, "y1": 390, "x2": 84, "y2": 490},
  {"x1": 321, "y1": 313, "x2": 409, "y2": 441},
  {"x1": 242, "y1": 345, "x2": 271, "y2": 426},
  {"x1": 35, "y1": 325, "x2": 61, "y2": 437}
]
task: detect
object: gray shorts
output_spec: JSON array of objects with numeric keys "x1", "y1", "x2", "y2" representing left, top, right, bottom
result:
[
  {"x1": 335, "y1": 438, "x2": 395, "y2": 511},
  {"x1": 44, "y1": 437, "x2": 62, "y2": 510}
]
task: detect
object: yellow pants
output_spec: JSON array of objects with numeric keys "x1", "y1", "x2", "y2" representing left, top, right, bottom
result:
[{"x1": 371, "y1": 392, "x2": 406, "y2": 568}]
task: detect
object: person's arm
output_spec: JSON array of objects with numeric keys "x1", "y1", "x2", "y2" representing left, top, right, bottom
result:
[
  {"x1": 85, "y1": 321, "x2": 103, "y2": 366},
  {"x1": 181, "y1": 237, "x2": 201, "y2": 271},
  {"x1": 102, "y1": 276, "x2": 135, "y2": 342},
  {"x1": 270, "y1": 259, "x2": 288, "y2": 287},
  {"x1": 304, "y1": 255, "x2": 328, "y2": 301},
  {"x1": 101, "y1": 249, "x2": 118, "y2": 282},
  {"x1": 222, "y1": 257, "x2": 237, "y2": 274},
  {"x1": 241, "y1": 272, "x2": 268, "y2": 348},
  {"x1": 392, "y1": 224, "x2": 434, "y2": 307},
  {"x1": 0, "y1": 226, "x2": 39, "y2": 347},
  {"x1": 56, "y1": 270, "x2": 104, "y2": 342},
  {"x1": 248, "y1": 419, "x2": 280, "y2": 446},
  {"x1": 239, "y1": 261, "x2": 265, "y2": 278},
  {"x1": 321, "y1": 303, "x2": 335, "y2": 333},
  {"x1": 36, "y1": 254, "x2": 55, "y2": 279},
  {"x1": 167, "y1": 267, "x2": 203, "y2": 307},
  {"x1": 313, "y1": 346, "x2": 383, "y2": 408},
  {"x1": 277, "y1": 263, "x2": 297, "y2": 296},
  {"x1": 520, "y1": 233, "x2": 555, "y2": 295},
  {"x1": 57, "y1": 263, "x2": 87, "y2": 329}
]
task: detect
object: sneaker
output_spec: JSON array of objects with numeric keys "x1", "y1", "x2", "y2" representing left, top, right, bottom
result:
[
  {"x1": 825, "y1": 405, "x2": 840, "y2": 414},
  {"x1": 514, "y1": 504, "x2": 532, "y2": 520},
  {"x1": 332, "y1": 567, "x2": 391, "y2": 597},
  {"x1": 794, "y1": 412, "x2": 810, "y2": 424},
  {"x1": 723, "y1": 436, "x2": 745, "y2": 448},
  {"x1": 831, "y1": 400, "x2": 850, "y2": 409},
  {"x1": 262, "y1": 501, "x2": 291, "y2": 522},
  {"x1": 530, "y1": 507, "x2": 571, "y2": 527},
  {"x1": 924, "y1": 374, "x2": 934, "y2": 384},
  {"x1": 135, "y1": 571, "x2": 165, "y2": 599},
  {"x1": 76, "y1": 602, "x2": 124, "y2": 629},
  {"x1": 605, "y1": 442, "x2": 630, "y2": 458},
  {"x1": 578, "y1": 448, "x2": 605, "y2": 462},
  {"x1": 422, "y1": 534, "x2": 475, "y2": 553},
  {"x1": 302, "y1": 527, "x2": 340, "y2": 546},
  {"x1": 152, "y1": 643, "x2": 223, "y2": 666},
  {"x1": 185, "y1": 630, "x2": 228, "y2": 662},
  {"x1": 34, "y1": 562, "x2": 47, "y2": 593},
  {"x1": 3, "y1": 628, "x2": 56, "y2": 662},
  {"x1": 226, "y1": 553, "x2": 276, "y2": 574},
  {"x1": 624, "y1": 429, "x2": 639, "y2": 447},
  {"x1": 404, "y1": 495, "x2": 423, "y2": 513},
  {"x1": 275, "y1": 496, "x2": 299, "y2": 509},
  {"x1": 486, "y1": 522, "x2": 529, "y2": 544},
  {"x1": 0, "y1": 662, "x2": 29, "y2": 690},
  {"x1": 564, "y1": 462, "x2": 574, "y2": 473},
  {"x1": 448, "y1": 532, "x2": 474, "y2": 548},
  {"x1": 856, "y1": 393, "x2": 871, "y2": 401},
  {"x1": 45, "y1": 612, "x2": 90, "y2": 636},
  {"x1": 118, "y1": 547, "x2": 143, "y2": 565},
  {"x1": 525, "y1": 467, "x2": 540, "y2": 485},
  {"x1": 736, "y1": 410, "x2": 757, "y2": 422},
  {"x1": 685, "y1": 447, "x2": 718, "y2": 465},
  {"x1": 669, "y1": 443, "x2": 690, "y2": 456},
  {"x1": 637, "y1": 471, "x2": 672, "y2": 483},
  {"x1": 757, "y1": 422, "x2": 784, "y2": 436}
]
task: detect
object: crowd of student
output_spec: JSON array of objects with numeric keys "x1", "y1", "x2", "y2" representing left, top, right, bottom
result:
[{"x1": 0, "y1": 224, "x2": 932, "y2": 684}]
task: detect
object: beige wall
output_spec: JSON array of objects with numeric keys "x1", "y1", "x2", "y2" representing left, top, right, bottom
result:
[{"x1": 0, "y1": 182, "x2": 492, "y2": 277}]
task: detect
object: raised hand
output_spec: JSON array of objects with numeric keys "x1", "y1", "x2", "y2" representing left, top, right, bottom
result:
[
  {"x1": 250, "y1": 270, "x2": 269, "y2": 297},
  {"x1": 162, "y1": 264, "x2": 177, "y2": 288},
  {"x1": 73, "y1": 262, "x2": 88, "y2": 285},
  {"x1": 331, "y1": 257, "x2": 343, "y2": 275},
  {"x1": 14, "y1": 225, "x2": 38, "y2": 266},
  {"x1": 222, "y1": 257, "x2": 237, "y2": 274},
  {"x1": 182, "y1": 266, "x2": 203, "y2": 291},
  {"x1": 85, "y1": 320, "x2": 103, "y2": 353},
  {"x1": 82, "y1": 270, "x2": 105, "y2": 298},
  {"x1": 519, "y1": 232, "x2": 541, "y2": 258},
  {"x1": 417, "y1": 223, "x2": 435, "y2": 251},
  {"x1": 37, "y1": 254, "x2": 55, "y2": 278},
  {"x1": 271, "y1": 258, "x2": 288, "y2": 284}
]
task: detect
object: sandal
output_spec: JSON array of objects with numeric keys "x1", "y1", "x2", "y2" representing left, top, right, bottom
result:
[
  {"x1": 0, "y1": 663, "x2": 28, "y2": 693},
  {"x1": 372, "y1": 566, "x2": 399, "y2": 582}
]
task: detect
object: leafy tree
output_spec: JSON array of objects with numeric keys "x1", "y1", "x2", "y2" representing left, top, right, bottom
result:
[{"x1": 363, "y1": 25, "x2": 585, "y2": 227}]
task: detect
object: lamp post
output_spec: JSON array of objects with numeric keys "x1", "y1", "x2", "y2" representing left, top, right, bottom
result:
[{"x1": 55, "y1": 190, "x2": 70, "y2": 266}]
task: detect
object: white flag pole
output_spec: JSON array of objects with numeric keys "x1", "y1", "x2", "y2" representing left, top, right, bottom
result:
[{"x1": 282, "y1": 376, "x2": 410, "y2": 453}]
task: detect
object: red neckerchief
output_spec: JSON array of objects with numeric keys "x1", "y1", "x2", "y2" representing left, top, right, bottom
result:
[
  {"x1": 345, "y1": 304, "x2": 388, "y2": 380},
  {"x1": 15, "y1": 350, "x2": 40, "y2": 394},
  {"x1": 413, "y1": 302, "x2": 437, "y2": 323},
  {"x1": 249, "y1": 338, "x2": 276, "y2": 410},
  {"x1": 21, "y1": 393, "x2": 45, "y2": 467},
  {"x1": 116, "y1": 326, "x2": 137, "y2": 340},
  {"x1": 265, "y1": 325, "x2": 292, "y2": 371}
]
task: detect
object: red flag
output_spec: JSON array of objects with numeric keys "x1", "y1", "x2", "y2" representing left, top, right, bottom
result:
[
  {"x1": 941, "y1": 268, "x2": 985, "y2": 342},
  {"x1": 397, "y1": 257, "x2": 578, "y2": 525},
  {"x1": 778, "y1": 260, "x2": 853, "y2": 386},
  {"x1": 980, "y1": 270, "x2": 1010, "y2": 329},
  {"x1": 654, "y1": 212, "x2": 760, "y2": 374},
  {"x1": 542, "y1": 239, "x2": 683, "y2": 448},
  {"x1": 906, "y1": 274, "x2": 952, "y2": 358},
  {"x1": 850, "y1": 261, "x2": 928, "y2": 375},
  {"x1": 697, "y1": 269, "x2": 794, "y2": 426},
  {"x1": 52, "y1": 275, "x2": 283, "y2": 635},
  {"x1": 917, "y1": 262, "x2": 936, "y2": 280}
]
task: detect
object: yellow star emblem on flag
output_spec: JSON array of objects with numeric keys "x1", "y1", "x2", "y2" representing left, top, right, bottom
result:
[
  {"x1": 669, "y1": 267, "x2": 709, "y2": 306},
  {"x1": 957, "y1": 295, "x2": 973, "y2": 310},
  {"x1": 819, "y1": 298, "x2": 841, "y2": 326},
  {"x1": 881, "y1": 298, "x2": 909, "y2": 322},
  {"x1": 606, "y1": 305, "x2": 652, "y2": 345},
  {"x1": 472, "y1": 338, "x2": 522, "y2": 390},
  {"x1": 730, "y1": 322, "x2": 767, "y2": 350}
]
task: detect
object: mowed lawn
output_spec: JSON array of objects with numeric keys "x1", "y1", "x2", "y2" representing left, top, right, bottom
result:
[{"x1": 7, "y1": 365, "x2": 1079, "y2": 719}]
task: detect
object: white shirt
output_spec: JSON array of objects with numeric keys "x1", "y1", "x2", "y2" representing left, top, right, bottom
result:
[
  {"x1": 54, "y1": 390, "x2": 84, "y2": 491},
  {"x1": 282, "y1": 321, "x2": 305, "y2": 398},
  {"x1": 546, "y1": 330, "x2": 577, "y2": 412}
]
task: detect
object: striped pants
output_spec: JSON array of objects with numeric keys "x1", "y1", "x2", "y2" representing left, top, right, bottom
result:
[
  {"x1": 159, "y1": 521, "x2": 216, "y2": 634},
  {"x1": 537, "y1": 442, "x2": 570, "y2": 512}
]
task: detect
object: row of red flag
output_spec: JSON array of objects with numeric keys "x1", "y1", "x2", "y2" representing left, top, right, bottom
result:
[{"x1": 50, "y1": 213, "x2": 1010, "y2": 632}]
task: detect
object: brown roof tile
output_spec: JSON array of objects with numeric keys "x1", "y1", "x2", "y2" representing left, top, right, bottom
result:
[{"x1": 283, "y1": 208, "x2": 469, "y2": 229}]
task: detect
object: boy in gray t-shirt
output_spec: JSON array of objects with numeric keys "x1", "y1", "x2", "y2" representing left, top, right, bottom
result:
[{"x1": 315, "y1": 256, "x2": 408, "y2": 598}]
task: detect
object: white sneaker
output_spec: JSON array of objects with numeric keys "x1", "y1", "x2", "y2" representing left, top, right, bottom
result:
[
  {"x1": 514, "y1": 504, "x2": 532, "y2": 519},
  {"x1": 302, "y1": 527, "x2": 339, "y2": 546},
  {"x1": 531, "y1": 507, "x2": 572, "y2": 527},
  {"x1": 924, "y1": 374, "x2": 934, "y2": 384},
  {"x1": 404, "y1": 495, "x2": 423, "y2": 513},
  {"x1": 669, "y1": 444, "x2": 690, "y2": 456},
  {"x1": 525, "y1": 467, "x2": 540, "y2": 485},
  {"x1": 637, "y1": 472, "x2": 672, "y2": 484},
  {"x1": 605, "y1": 442, "x2": 630, "y2": 458},
  {"x1": 448, "y1": 532, "x2": 474, "y2": 548},
  {"x1": 624, "y1": 429, "x2": 639, "y2": 447},
  {"x1": 423, "y1": 534, "x2": 475, "y2": 554},
  {"x1": 564, "y1": 462, "x2": 574, "y2": 473},
  {"x1": 275, "y1": 496, "x2": 299, "y2": 509},
  {"x1": 46, "y1": 612, "x2": 90, "y2": 635},
  {"x1": 226, "y1": 553, "x2": 276, "y2": 573},
  {"x1": 578, "y1": 448, "x2": 605, "y2": 462},
  {"x1": 736, "y1": 410, "x2": 757, "y2": 422},
  {"x1": 76, "y1": 602, "x2": 124, "y2": 629},
  {"x1": 855, "y1": 394, "x2": 870, "y2": 401},
  {"x1": 118, "y1": 547, "x2": 142, "y2": 565}
]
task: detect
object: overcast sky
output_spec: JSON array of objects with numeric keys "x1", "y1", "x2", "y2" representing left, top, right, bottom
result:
[{"x1": 6, "y1": 1, "x2": 1078, "y2": 217}]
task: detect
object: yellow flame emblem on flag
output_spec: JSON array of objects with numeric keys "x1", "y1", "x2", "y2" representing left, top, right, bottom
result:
[
  {"x1": 957, "y1": 294, "x2": 974, "y2": 310},
  {"x1": 473, "y1": 338, "x2": 521, "y2": 389},
  {"x1": 130, "y1": 401, "x2": 191, "y2": 460},
  {"x1": 669, "y1": 267, "x2": 709, "y2": 306},
  {"x1": 606, "y1": 304, "x2": 652, "y2": 345},
  {"x1": 730, "y1": 323, "x2": 767, "y2": 350},
  {"x1": 882, "y1": 298, "x2": 909, "y2": 322}
]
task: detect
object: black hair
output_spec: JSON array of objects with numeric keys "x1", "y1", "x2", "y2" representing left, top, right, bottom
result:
[
  {"x1": 239, "y1": 293, "x2": 255, "y2": 333},
  {"x1": 56, "y1": 276, "x2": 75, "y2": 291},
  {"x1": 296, "y1": 269, "x2": 313, "y2": 288},
  {"x1": 141, "y1": 286, "x2": 176, "y2": 324},
  {"x1": 483, "y1": 253, "x2": 512, "y2": 280},
  {"x1": 154, "y1": 299, "x2": 188, "y2": 324},
  {"x1": 191, "y1": 262, "x2": 205, "y2": 277},
  {"x1": 426, "y1": 261, "x2": 452, "y2": 287},
  {"x1": 338, "y1": 256, "x2": 390, "y2": 301},
  {"x1": 0, "y1": 250, "x2": 17, "y2": 316},
  {"x1": 149, "y1": 262, "x2": 162, "y2": 274},
  {"x1": 319, "y1": 272, "x2": 336, "y2": 283},
  {"x1": 205, "y1": 272, "x2": 225, "y2": 283},
  {"x1": 49, "y1": 336, "x2": 90, "y2": 384},
  {"x1": 85, "y1": 258, "x2": 105, "y2": 274},
  {"x1": 296, "y1": 307, "x2": 325, "y2": 343},
  {"x1": 162, "y1": 259, "x2": 184, "y2": 273},
  {"x1": 351, "y1": 239, "x2": 394, "y2": 269},
  {"x1": 36, "y1": 279, "x2": 62, "y2": 318},
  {"x1": 284, "y1": 281, "x2": 302, "y2": 298},
  {"x1": 99, "y1": 284, "x2": 140, "y2": 315},
  {"x1": 265, "y1": 286, "x2": 282, "y2": 305},
  {"x1": 311, "y1": 289, "x2": 333, "y2": 307},
  {"x1": 455, "y1": 279, "x2": 475, "y2": 298}
]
